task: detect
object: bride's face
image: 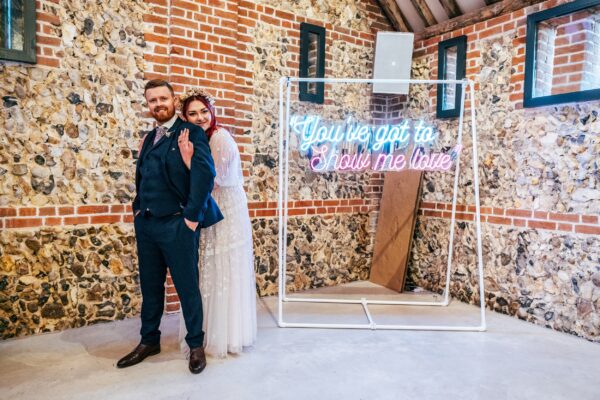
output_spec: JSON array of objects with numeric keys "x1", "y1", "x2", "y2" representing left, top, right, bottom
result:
[{"x1": 184, "y1": 100, "x2": 212, "y2": 131}]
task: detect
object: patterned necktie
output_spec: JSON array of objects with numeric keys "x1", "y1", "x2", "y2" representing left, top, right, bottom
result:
[{"x1": 153, "y1": 125, "x2": 167, "y2": 145}]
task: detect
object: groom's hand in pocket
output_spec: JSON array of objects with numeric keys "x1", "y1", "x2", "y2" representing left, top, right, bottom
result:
[{"x1": 184, "y1": 218, "x2": 199, "y2": 232}]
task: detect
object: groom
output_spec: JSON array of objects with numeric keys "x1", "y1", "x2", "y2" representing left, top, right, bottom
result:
[{"x1": 117, "y1": 79, "x2": 223, "y2": 374}]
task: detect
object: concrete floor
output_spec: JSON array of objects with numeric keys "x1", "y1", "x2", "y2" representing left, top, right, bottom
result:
[{"x1": 1, "y1": 281, "x2": 599, "y2": 400}]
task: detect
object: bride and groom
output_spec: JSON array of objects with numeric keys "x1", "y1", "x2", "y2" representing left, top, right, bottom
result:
[{"x1": 116, "y1": 79, "x2": 256, "y2": 374}]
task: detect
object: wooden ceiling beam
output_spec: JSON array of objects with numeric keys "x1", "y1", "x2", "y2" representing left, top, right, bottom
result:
[
  {"x1": 439, "y1": 0, "x2": 463, "y2": 19},
  {"x1": 416, "y1": 0, "x2": 547, "y2": 40},
  {"x1": 375, "y1": 0, "x2": 413, "y2": 32},
  {"x1": 410, "y1": 0, "x2": 438, "y2": 27}
]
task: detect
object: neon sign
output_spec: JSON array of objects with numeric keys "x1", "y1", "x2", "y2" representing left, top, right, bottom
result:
[{"x1": 290, "y1": 115, "x2": 461, "y2": 172}]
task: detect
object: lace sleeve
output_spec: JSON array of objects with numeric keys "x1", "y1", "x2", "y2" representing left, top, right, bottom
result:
[{"x1": 210, "y1": 129, "x2": 241, "y2": 187}]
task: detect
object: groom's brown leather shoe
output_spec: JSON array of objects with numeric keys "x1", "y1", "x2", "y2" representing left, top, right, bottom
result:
[
  {"x1": 189, "y1": 347, "x2": 207, "y2": 374},
  {"x1": 117, "y1": 343, "x2": 161, "y2": 368}
]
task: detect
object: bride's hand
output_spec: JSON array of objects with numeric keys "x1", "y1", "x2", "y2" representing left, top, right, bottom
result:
[{"x1": 178, "y1": 128, "x2": 194, "y2": 170}]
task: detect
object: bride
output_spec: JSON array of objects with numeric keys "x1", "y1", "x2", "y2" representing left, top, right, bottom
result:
[{"x1": 177, "y1": 88, "x2": 257, "y2": 358}]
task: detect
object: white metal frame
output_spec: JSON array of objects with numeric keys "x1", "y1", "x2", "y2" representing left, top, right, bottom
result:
[{"x1": 277, "y1": 77, "x2": 486, "y2": 332}]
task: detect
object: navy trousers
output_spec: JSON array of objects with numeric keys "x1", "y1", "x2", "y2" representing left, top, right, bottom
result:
[{"x1": 134, "y1": 213, "x2": 204, "y2": 349}]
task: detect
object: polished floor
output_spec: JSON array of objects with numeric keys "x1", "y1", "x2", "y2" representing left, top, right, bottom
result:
[{"x1": 1, "y1": 281, "x2": 599, "y2": 400}]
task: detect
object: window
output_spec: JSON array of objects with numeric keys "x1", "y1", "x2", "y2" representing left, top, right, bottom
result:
[
  {"x1": 0, "y1": 0, "x2": 36, "y2": 63},
  {"x1": 436, "y1": 35, "x2": 466, "y2": 119},
  {"x1": 524, "y1": 0, "x2": 600, "y2": 107},
  {"x1": 299, "y1": 22, "x2": 326, "y2": 104}
]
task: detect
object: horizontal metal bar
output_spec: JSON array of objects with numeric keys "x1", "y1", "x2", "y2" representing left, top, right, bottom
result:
[
  {"x1": 283, "y1": 297, "x2": 448, "y2": 306},
  {"x1": 374, "y1": 324, "x2": 486, "y2": 332},
  {"x1": 283, "y1": 297, "x2": 363, "y2": 304},
  {"x1": 281, "y1": 77, "x2": 469, "y2": 85},
  {"x1": 279, "y1": 322, "x2": 373, "y2": 329},
  {"x1": 279, "y1": 321, "x2": 486, "y2": 331},
  {"x1": 361, "y1": 300, "x2": 448, "y2": 306}
]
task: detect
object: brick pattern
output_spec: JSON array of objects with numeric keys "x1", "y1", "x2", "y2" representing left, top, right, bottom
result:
[
  {"x1": 547, "y1": 9, "x2": 600, "y2": 94},
  {"x1": 419, "y1": 201, "x2": 600, "y2": 235},
  {"x1": 143, "y1": 0, "x2": 240, "y2": 133},
  {"x1": 535, "y1": 22, "x2": 557, "y2": 96},
  {"x1": 0, "y1": 199, "x2": 371, "y2": 230},
  {"x1": 371, "y1": 94, "x2": 407, "y2": 125},
  {"x1": 35, "y1": 0, "x2": 63, "y2": 68},
  {"x1": 443, "y1": 48, "x2": 458, "y2": 106},
  {"x1": 165, "y1": 275, "x2": 179, "y2": 312},
  {"x1": 0, "y1": 204, "x2": 134, "y2": 229},
  {"x1": 248, "y1": 198, "x2": 372, "y2": 218},
  {"x1": 536, "y1": 8, "x2": 600, "y2": 96}
]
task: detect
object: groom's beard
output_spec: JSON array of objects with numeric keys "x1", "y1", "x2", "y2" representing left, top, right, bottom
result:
[{"x1": 151, "y1": 105, "x2": 175, "y2": 123}]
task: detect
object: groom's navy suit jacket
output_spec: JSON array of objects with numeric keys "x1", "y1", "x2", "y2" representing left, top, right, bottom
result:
[{"x1": 133, "y1": 117, "x2": 223, "y2": 228}]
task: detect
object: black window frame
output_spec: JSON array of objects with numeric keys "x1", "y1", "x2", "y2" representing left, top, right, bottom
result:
[
  {"x1": 523, "y1": 0, "x2": 600, "y2": 108},
  {"x1": 299, "y1": 22, "x2": 326, "y2": 104},
  {"x1": 436, "y1": 35, "x2": 467, "y2": 119},
  {"x1": 0, "y1": 0, "x2": 37, "y2": 63}
]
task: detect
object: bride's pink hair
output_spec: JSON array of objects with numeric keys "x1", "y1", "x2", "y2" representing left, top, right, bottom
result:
[{"x1": 181, "y1": 95, "x2": 218, "y2": 139}]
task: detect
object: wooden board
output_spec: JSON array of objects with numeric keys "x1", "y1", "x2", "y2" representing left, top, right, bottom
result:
[{"x1": 370, "y1": 170, "x2": 423, "y2": 292}]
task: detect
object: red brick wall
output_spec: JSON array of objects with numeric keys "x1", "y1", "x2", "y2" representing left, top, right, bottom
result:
[
  {"x1": 549, "y1": 10, "x2": 600, "y2": 94},
  {"x1": 35, "y1": 0, "x2": 63, "y2": 68},
  {"x1": 536, "y1": 8, "x2": 600, "y2": 96},
  {"x1": 535, "y1": 22, "x2": 556, "y2": 96},
  {"x1": 418, "y1": 201, "x2": 600, "y2": 235}
]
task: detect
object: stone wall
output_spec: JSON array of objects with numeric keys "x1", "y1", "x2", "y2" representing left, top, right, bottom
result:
[
  {"x1": 1, "y1": 0, "x2": 148, "y2": 339},
  {"x1": 1, "y1": 0, "x2": 148, "y2": 207},
  {"x1": 0, "y1": 225, "x2": 140, "y2": 338},
  {"x1": 254, "y1": 214, "x2": 372, "y2": 295},
  {"x1": 0, "y1": 0, "x2": 392, "y2": 339},
  {"x1": 6, "y1": 0, "x2": 597, "y2": 344},
  {"x1": 408, "y1": 0, "x2": 600, "y2": 342}
]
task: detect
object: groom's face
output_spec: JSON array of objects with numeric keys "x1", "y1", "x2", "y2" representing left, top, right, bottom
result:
[{"x1": 145, "y1": 86, "x2": 176, "y2": 123}]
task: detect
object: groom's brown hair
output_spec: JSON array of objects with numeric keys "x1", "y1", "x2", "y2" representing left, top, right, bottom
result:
[{"x1": 144, "y1": 79, "x2": 174, "y2": 96}]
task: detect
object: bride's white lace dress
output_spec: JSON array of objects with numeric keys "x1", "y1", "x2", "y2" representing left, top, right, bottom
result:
[{"x1": 179, "y1": 127, "x2": 257, "y2": 358}]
